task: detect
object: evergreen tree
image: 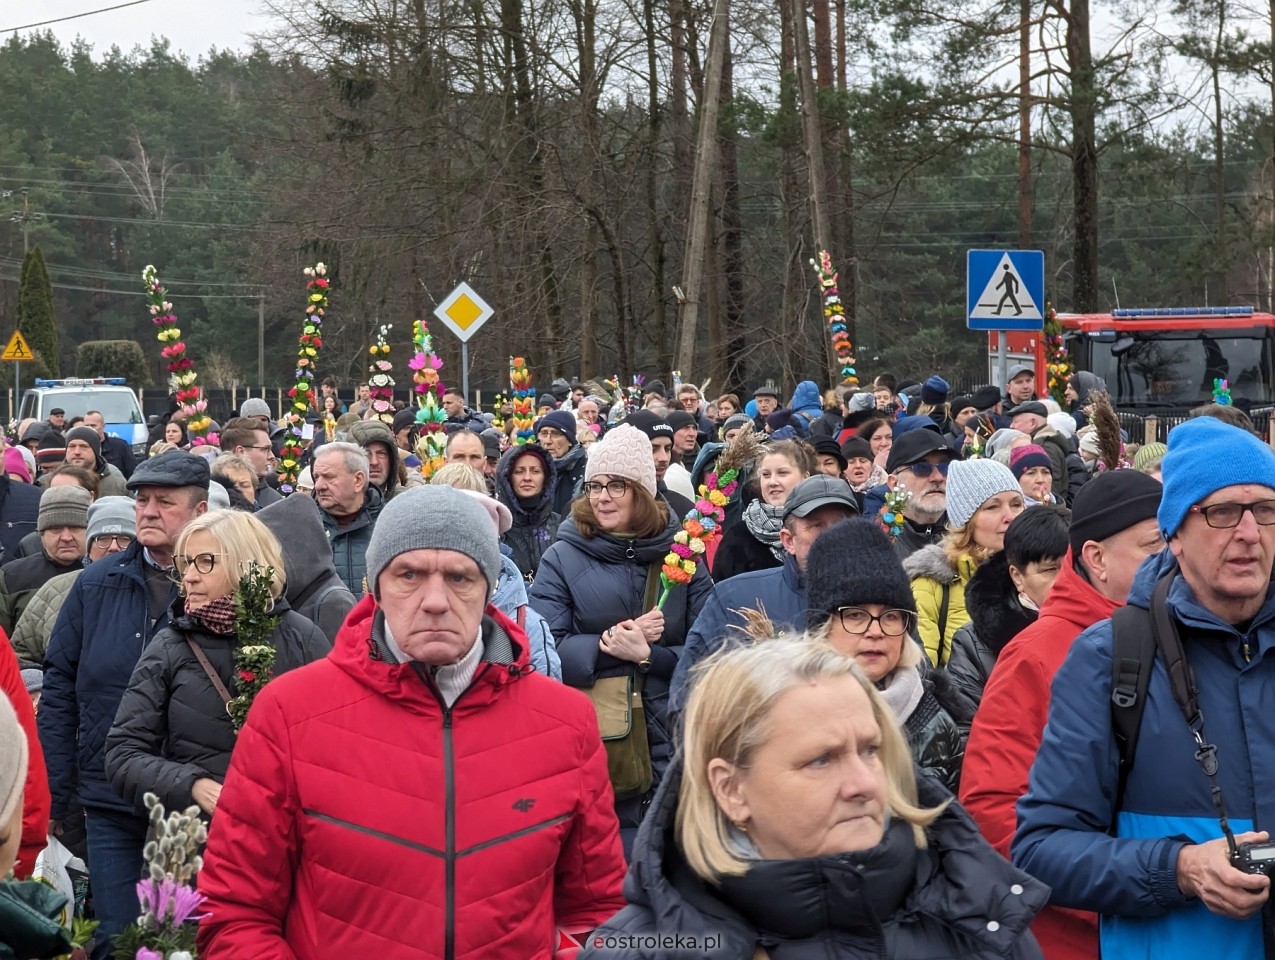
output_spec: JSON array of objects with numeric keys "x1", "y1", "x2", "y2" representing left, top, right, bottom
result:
[{"x1": 16, "y1": 247, "x2": 58, "y2": 376}]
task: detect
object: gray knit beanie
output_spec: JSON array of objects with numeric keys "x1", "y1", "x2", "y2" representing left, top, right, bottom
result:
[
  {"x1": 945, "y1": 458, "x2": 1022, "y2": 528},
  {"x1": 38, "y1": 485, "x2": 91, "y2": 532},
  {"x1": 0, "y1": 694, "x2": 28, "y2": 831},
  {"x1": 365, "y1": 485, "x2": 502, "y2": 598},
  {"x1": 87, "y1": 496, "x2": 137, "y2": 544}
]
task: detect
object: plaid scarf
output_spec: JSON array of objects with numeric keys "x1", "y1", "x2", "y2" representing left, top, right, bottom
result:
[{"x1": 186, "y1": 594, "x2": 237, "y2": 635}]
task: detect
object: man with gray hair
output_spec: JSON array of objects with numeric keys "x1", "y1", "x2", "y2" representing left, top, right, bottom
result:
[
  {"x1": 312, "y1": 441, "x2": 383, "y2": 594},
  {"x1": 196, "y1": 485, "x2": 626, "y2": 957}
]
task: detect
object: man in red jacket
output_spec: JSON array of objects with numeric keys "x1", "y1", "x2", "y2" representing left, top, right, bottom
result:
[
  {"x1": 961, "y1": 470, "x2": 1163, "y2": 960},
  {"x1": 197, "y1": 485, "x2": 626, "y2": 960},
  {"x1": 0, "y1": 639, "x2": 47, "y2": 878}
]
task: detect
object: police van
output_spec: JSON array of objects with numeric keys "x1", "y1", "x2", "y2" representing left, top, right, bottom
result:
[{"x1": 19, "y1": 378, "x2": 149, "y2": 458}]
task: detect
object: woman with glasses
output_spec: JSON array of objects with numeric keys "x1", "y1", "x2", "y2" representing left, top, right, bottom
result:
[
  {"x1": 529, "y1": 425, "x2": 711, "y2": 854},
  {"x1": 905, "y1": 459, "x2": 1026, "y2": 668},
  {"x1": 579, "y1": 636, "x2": 1045, "y2": 959},
  {"x1": 711, "y1": 440, "x2": 815, "y2": 582},
  {"x1": 105, "y1": 510, "x2": 330, "y2": 818},
  {"x1": 807, "y1": 519, "x2": 969, "y2": 791}
]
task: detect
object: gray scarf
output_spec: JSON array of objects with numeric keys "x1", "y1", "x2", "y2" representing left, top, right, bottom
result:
[
  {"x1": 876, "y1": 663, "x2": 926, "y2": 725},
  {"x1": 742, "y1": 499, "x2": 787, "y2": 563}
]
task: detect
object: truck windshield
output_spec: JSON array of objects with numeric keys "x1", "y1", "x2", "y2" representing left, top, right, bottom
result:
[{"x1": 1087, "y1": 335, "x2": 1272, "y2": 407}]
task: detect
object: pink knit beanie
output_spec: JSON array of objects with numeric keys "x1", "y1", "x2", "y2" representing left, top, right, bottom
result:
[{"x1": 585, "y1": 424, "x2": 657, "y2": 497}]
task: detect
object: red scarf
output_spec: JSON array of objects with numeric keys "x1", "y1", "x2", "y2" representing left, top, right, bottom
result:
[{"x1": 186, "y1": 594, "x2": 237, "y2": 635}]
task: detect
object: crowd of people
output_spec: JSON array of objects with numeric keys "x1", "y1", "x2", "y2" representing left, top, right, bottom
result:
[{"x1": 0, "y1": 363, "x2": 1273, "y2": 960}]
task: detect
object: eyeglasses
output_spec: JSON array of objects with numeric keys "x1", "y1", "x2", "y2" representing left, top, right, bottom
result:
[
  {"x1": 834, "y1": 607, "x2": 916, "y2": 636},
  {"x1": 248, "y1": 443, "x2": 274, "y2": 452},
  {"x1": 905, "y1": 461, "x2": 950, "y2": 479},
  {"x1": 92, "y1": 534, "x2": 134, "y2": 550},
  {"x1": 1188, "y1": 500, "x2": 1275, "y2": 529},
  {"x1": 176, "y1": 552, "x2": 226, "y2": 575},
  {"x1": 583, "y1": 479, "x2": 630, "y2": 499}
]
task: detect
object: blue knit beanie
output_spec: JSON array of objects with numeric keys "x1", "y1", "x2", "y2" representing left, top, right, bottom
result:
[{"x1": 1158, "y1": 417, "x2": 1275, "y2": 538}]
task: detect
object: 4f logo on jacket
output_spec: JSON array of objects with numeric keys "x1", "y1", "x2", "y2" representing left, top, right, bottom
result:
[{"x1": 511, "y1": 797, "x2": 536, "y2": 813}]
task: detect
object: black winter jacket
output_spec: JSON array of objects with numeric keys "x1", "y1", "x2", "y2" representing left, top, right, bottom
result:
[
  {"x1": 711, "y1": 517, "x2": 782, "y2": 582},
  {"x1": 528, "y1": 513, "x2": 711, "y2": 830},
  {"x1": 947, "y1": 552, "x2": 1036, "y2": 727},
  {"x1": 581, "y1": 758, "x2": 1047, "y2": 960},
  {"x1": 549, "y1": 443, "x2": 587, "y2": 516},
  {"x1": 494, "y1": 445, "x2": 561, "y2": 582},
  {"x1": 258, "y1": 493, "x2": 357, "y2": 643},
  {"x1": 0, "y1": 478, "x2": 40, "y2": 566},
  {"x1": 0, "y1": 550, "x2": 82, "y2": 634},
  {"x1": 104, "y1": 600, "x2": 331, "y2": 815}
]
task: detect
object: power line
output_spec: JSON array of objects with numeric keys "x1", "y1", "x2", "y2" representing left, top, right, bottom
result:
[{"x1": 2, "y1": 0, "x2": 158, "y2": 33}]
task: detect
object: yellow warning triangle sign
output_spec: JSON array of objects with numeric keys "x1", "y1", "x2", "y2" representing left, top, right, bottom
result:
[{"x1": 2, "y1": 330, "x2": 33, "y2": 362}]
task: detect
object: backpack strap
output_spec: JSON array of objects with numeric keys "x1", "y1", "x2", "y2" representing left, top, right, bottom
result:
[
  {"x1": 936, "y1": 582, "x2": 952, "y2": 666},
  {"x1": 1108, "y1": 569, "x2": 1178, "y2": 830}
]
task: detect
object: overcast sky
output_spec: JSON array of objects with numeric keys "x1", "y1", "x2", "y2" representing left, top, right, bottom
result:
[{"x1": 6, "y1": 0, "x2": 274, "y2": 59}]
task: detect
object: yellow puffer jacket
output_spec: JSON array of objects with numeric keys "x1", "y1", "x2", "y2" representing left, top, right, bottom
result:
[{"x1": 904, "y1": 544, "x2": 978, "y2": 667}]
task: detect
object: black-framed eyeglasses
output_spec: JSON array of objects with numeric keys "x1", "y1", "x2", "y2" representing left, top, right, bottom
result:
[
  {"x1": 176, "y1": 552, "x2": 226, "y2": 575},
  {"x1": 583, "y1": 479, "x2": 630, "y2": 499},
  {"x1": 1189, "y1": 500, "x2": 1275, "y2": 529},
  {"x1": 834, "y1": 607, "x2": 916, "y2": 636},
  {"x1": 248, "y1": 443, "x2": 274, "y2": 452},
  {"x1": 906, "y1": 461, "x2": 949, "y2": 478}
]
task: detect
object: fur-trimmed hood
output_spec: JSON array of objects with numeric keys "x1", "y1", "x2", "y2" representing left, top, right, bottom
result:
[
  {"x1": 963, "y1": 551, "x2": 1036, "y2": 657},
  {"x1": 903, "y1": 543, "x2": 959, "y2": 584}
]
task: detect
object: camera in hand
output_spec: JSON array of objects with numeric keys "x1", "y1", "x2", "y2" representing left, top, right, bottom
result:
[{"x1": 1231, "y1": 840, "x2": 1275, "y2": 875}]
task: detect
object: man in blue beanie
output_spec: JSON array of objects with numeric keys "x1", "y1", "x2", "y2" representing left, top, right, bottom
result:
[{"x1": 1015, "y1": 417, "x2": 1275, "y2": 960}]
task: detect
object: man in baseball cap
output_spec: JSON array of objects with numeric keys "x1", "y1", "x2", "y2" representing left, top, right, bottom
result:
[
  {"x1": 1005, "y1": 363, "x2": 1036, "y2": 406},
  {"x1": 884, "y1": 429, "x2": 958, "y2": 560},
  {"x1": 40, "y1": 450, "x2": 210, "y2": 956}
]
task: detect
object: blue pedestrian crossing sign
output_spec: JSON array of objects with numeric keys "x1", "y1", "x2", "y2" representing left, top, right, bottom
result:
[{"x1": 967, "y1": 249, "x2": 1045, "y2": 331}]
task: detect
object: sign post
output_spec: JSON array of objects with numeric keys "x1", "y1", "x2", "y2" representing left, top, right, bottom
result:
[
  {"x1": 966, "y1": 249, "x2": 1045, "y2": 389},
  {"x1": 433, "y1": 282, "x2": 494, "y2": 403},
  {"x1": 2, "y1": 330, "x2": 33, "y2": 408}
]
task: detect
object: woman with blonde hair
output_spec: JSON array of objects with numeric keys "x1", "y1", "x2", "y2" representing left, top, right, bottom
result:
[
  {"x1": 105, "y1": 510, "x2": 330, "y2": 818},
  {"x1": 711, "y1": 439, "x2": 815, "y2": 581},
  {"x1": 905, "y1": 459, "x2": 1025, "y2": 667},
  {"x1": 580, "y1": 636, "x2": 1045, "y2": 959}
]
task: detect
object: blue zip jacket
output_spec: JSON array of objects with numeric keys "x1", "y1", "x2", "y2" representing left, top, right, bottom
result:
[
  {"x1": 1013, "y1": 548, "x2": 1275, "y2": 958},
  {"x1": 668, "y1": 556, "x2": 807, "y2": 725},
  {"x1": 39, "y1": 541, "x2": 176, "y2": 818},
  {"x1": 492, "y1": 552, "x2": 561, "y2": 680}
]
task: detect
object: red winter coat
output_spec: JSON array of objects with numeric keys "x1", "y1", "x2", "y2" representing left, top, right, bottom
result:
[
  {"x1": 196, "y1": 595, "x2": 626, "y2": 960},
  {"x1": 0, "y1": 634, "x2": 48, "y2": 878},
  {"x1": 960, "y1": 549, "x2": 1114, "y2": 960}
]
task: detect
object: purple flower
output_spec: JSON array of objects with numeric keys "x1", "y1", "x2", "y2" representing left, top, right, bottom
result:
[
  {"x1": 408, "y1": 354, "x2": 427, "y2": 370},
  {"x1": 136, "y1": 948, "x2": 164, "y2": 960}
]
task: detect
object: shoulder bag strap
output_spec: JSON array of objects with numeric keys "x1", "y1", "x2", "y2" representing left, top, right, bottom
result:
[
  {"x1": 937, "y1": 582, "x2": 952, "y2": 665},
  {"x1": 185, "y1": 635, "x2": 233, "y2": 706}
]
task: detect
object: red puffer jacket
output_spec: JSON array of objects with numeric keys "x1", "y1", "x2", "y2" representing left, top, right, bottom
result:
[
  {"x1": 0, "y1": 635, "x2": 48, "y2": 878},
  {"x1": 961, "y1": 550, "x2": 1117, "y2": 960},
  {"x1": 196, "y1": 595, "x2": 626, "y2": 960}
]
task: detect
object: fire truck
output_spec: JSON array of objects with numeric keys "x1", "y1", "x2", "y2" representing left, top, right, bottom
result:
[{"x1": 990, "y1": 306, "x2": 1275, "y2": 414}]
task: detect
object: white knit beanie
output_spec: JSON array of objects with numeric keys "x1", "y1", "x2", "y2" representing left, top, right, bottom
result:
[
  {"x1": 585, "y1": 424, "x2": 657, "y2": 497},
  {"x1": 945, "y1": 458, "x2": 1022, "y2": 528},
  {"x1": 0, "y1": 693, "x2": 28, "y2": 830}
]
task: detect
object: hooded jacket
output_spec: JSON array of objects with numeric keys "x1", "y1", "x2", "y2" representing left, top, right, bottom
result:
[
  {"x1": 669, "y1": 557, "x2": 807, "y2": 725},
  {"x1": 1012, "y1": 548, "x2": 1275, "y2": 960},
  {"x1": 492, "y1": 553, "x2": 561, "y2": 680},
  {"x1": 0, "y1": 881, "x2": 71, "y2": 960},
  {"x1": 320, "y1": 485, "x2": 384, "y2": 596},
  {"x1": 494, "y1": 445, "x2": 561, "y2": 582},
  {"x1": 788, "y1": 380, "x2": 824, "y2": 426},
  {"x1": 39, "y1": 540, "x2": 177, "y2": 818},
  {"x1": 105, "y1": 599, "x2": 331, "y2": 815},
  {"x1": 194, "y1": 595, "x2": 626, "y2": 960},
  {"x1": 580, "y1": 758, "x2": 1048, "y2": 960},
  {"x1": 528, "y1": 513, "x2": 712, "y2": 828},
  {"x1": 904, "y1": 544, "x2": 977, "y2": 668},
  {"x1": 1027, "y1": 424, "x2": 1071, "y2": 503},
  {"x1": 258, "y1": 494, "x2": 358, "y2": 643},
  {"x1": 347, "y1": 419, "x2": 402, "y2": 501},
  {"x1": 960, "y1": 549, "x2": 1114, "y2": 960},
  {"x1": 946, "y1": 552, "x2": 1036, "y2": 723}
]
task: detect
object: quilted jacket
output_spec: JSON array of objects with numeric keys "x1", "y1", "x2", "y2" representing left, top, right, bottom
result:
[
  {"x1": 195, "y1": 595, "x2": 626, "y2": 960},
  {"x1": 9, "y1": 569, "x2": 78, "y2": 669}
]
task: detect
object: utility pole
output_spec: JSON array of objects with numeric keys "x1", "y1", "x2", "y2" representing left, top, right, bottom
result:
[
  {"x1": 1018, "y1": 0, "x2": 1032, "y2": 249},
  {"x1": 673, "y1": 0, "x2": 730, "y2": 379},
  {"x1": 258, "y1": 295, "x2": 266, "y2": 388},
  {"x1": 792, "y1": 0, "x2": 830, "y2": 253},
  {"x1": 10, "y1": 190, "x2": 41, "y2": 254}
]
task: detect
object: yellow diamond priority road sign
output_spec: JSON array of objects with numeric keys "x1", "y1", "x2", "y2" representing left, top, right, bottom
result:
[
  {"x1": 433, "y1": 282, "x2": 493, "y2": 344},
  {"x1": 1, "y1": 330, "x2": 33, "y2": 362}
]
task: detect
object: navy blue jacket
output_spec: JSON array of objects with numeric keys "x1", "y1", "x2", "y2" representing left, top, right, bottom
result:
[
  {"x1": 0, "y1": 477, "x2": 40, "y2": 565},
  {"x1": 39, "y1": 541, "x2": 177, "y2": 818},
  {"x1": 528, "y1": 512, "x2": 710, "y2": 820},
  {"x1": 1014, "y1": 548, "x2": 1275, "y2": 958},
  {"x1": 669, "y1": 557, "x2": 807, "y2": 724}
]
